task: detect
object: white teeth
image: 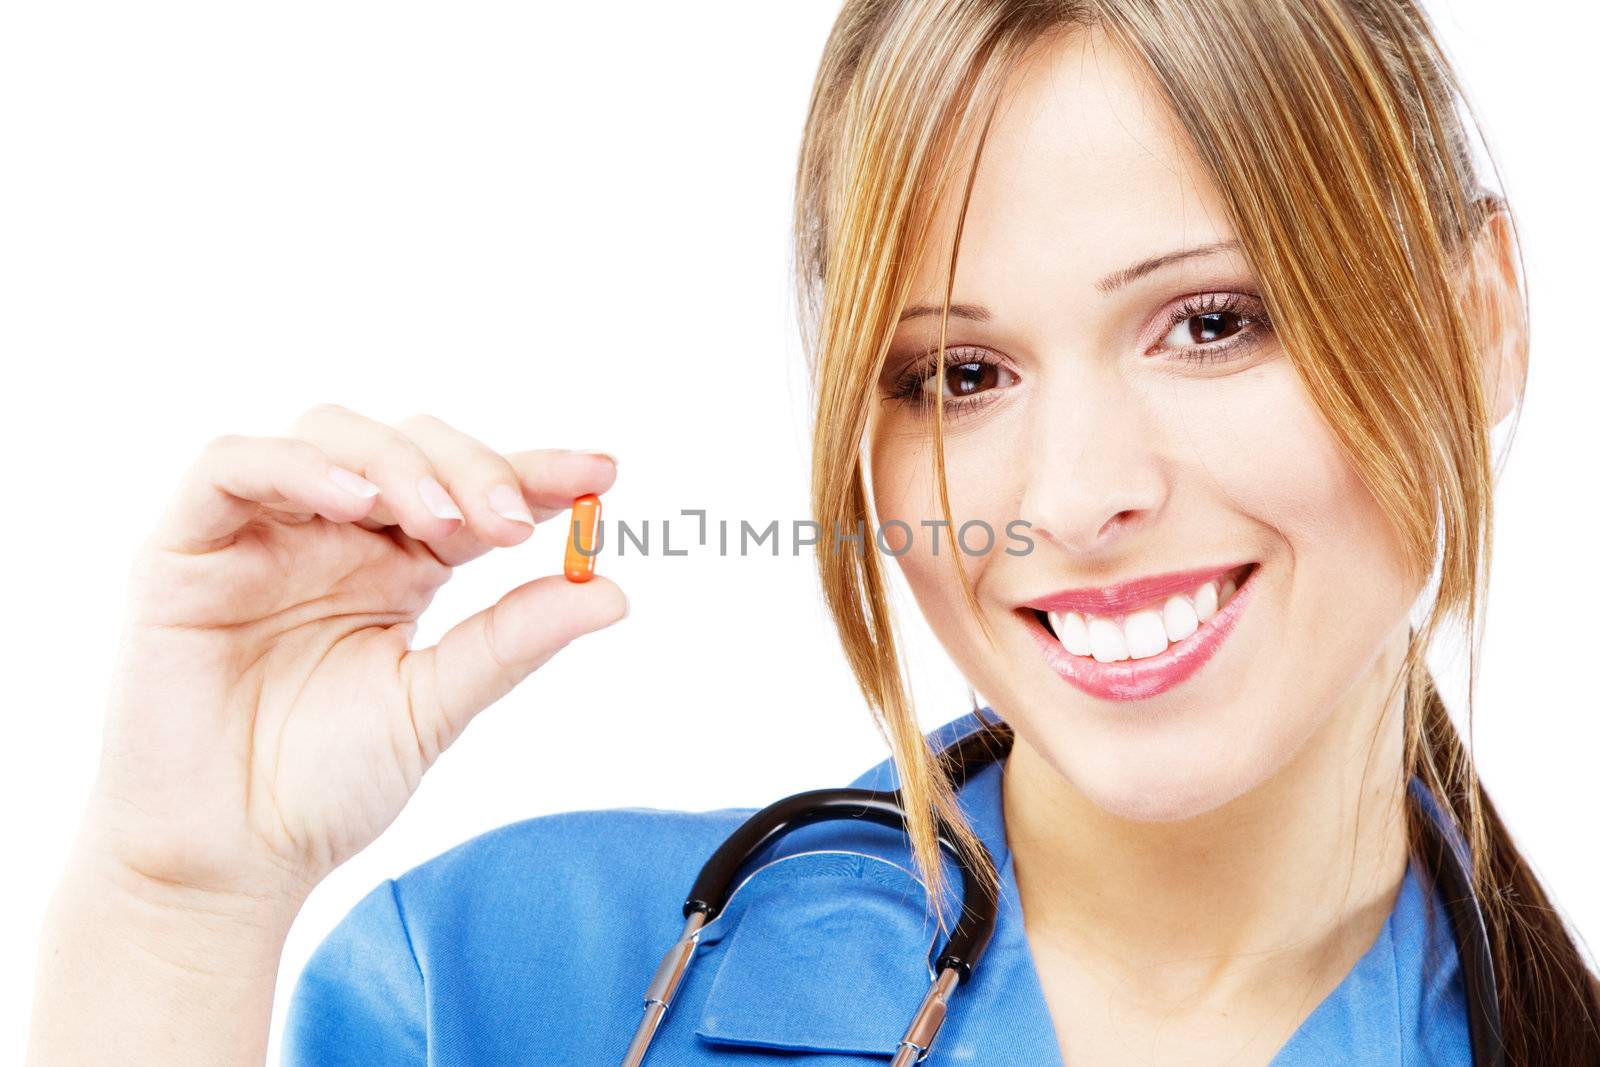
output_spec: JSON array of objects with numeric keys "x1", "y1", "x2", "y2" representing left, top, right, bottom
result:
[
  {"x1": 1043, "y1": 566, "x2": 1250, "y2": 662},
  {"x1": 1161, "y1": 594, "x2": 1199, "y2": 642},
  {"x1": 1048, "y1": 610, "x2": 1092, "y2": 656},
  {"x1": 1087, "y1": 617, "x2": 1129, "y2": 662},
  {"x1": 1124, "y1": 609, "x2": 1168, "y2": 659}
]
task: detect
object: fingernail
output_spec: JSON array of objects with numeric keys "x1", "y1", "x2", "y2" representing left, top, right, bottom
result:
[
  {"x1": 329, "y1": 465, "x2": 380, "y2": 498},
  {"x1": 417, "y1": 476, "x2": 464, "y2": 521},
  {"x1": 571, "y1": 449, "x2": 618, "y2": 466},
  {"x1": 488, "y1": 484, "x2": 536, "y2": 527}
]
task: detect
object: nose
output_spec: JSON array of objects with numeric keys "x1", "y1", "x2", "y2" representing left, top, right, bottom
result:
[{"x1": 1016, "y1": 374, "x2": 1169, "y2": 558}]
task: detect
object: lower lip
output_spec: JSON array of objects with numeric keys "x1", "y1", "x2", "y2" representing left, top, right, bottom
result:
[{"x1": 1025, "y1": 564, "x2": 1259, "y2": 702}]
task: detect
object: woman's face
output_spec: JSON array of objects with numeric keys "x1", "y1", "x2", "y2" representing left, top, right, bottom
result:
[{"x1": 868, "y1": 27, "x2": 1416, "y2": 821}]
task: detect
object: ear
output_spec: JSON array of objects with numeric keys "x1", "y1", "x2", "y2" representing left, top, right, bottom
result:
[{"x1": 1464, "y1": 203, "x2": 1528, "y2": 431}]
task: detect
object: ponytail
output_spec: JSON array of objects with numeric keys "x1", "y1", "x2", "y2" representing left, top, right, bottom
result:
[{"x1": 1412, "y1": 670, "x2": 1600, "y2": 1064}]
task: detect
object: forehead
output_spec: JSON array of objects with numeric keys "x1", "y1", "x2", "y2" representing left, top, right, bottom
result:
[{"x1": 908, "y1": 25, "x2": 1238, "y2": 307}]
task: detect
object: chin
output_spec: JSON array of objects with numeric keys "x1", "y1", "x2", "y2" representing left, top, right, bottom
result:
[
  {"x1": 1082, "y1": 774, "x2": 1249, "y2": 824},
  {"x1": 1035, "y1": 724, "x2": 1277, "y2": 824}
]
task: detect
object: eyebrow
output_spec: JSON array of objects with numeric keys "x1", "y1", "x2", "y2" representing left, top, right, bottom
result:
[
  {"x1": 895, "y1": 239, "x2": 1244, "y2": 323},
  {"x1": 896, "y1": 302, "x2": 994, "y2": 324},
  {"x1": 1094, "y1": 238, "x2": 1243, "y2": 294}
]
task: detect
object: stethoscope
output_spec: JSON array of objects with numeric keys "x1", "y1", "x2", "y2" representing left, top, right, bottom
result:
[{"x1": 621, "y1": 722, "x2": 1505, "y2": 1065}]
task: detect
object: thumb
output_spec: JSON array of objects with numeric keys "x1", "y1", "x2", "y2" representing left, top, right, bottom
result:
[{"x1": 400, "y1": 574, "x2": 627, "y2": 754}]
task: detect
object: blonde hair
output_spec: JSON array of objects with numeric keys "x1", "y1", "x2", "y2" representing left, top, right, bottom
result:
[{"x1": 792, "y1": 0, "x2": 1599, "y2": 1059}]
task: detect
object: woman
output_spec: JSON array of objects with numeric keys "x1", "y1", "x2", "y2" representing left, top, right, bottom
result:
[{"x1": 28, "y1": 0, "x2": 1600, "y2": 1063}]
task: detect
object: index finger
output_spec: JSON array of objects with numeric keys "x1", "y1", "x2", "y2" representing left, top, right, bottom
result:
[{"x1": 505, "y1": 450, "x2": 619, "y2": 522}]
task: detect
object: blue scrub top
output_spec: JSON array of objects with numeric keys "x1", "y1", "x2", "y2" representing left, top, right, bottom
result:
[{"x1": 283, "y1": 710, "x2": 1473, "y2": 1064}]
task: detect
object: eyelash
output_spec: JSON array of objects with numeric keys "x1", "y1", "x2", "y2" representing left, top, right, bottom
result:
[{"x1": 887, "y1": 291, "x2": 1275, "y2": 417}]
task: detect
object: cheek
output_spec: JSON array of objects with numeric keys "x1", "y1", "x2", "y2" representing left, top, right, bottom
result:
[
  {"x1": 869, "y1": 420, "x2": 1024, "y2": 632},
  {"x1": 1170, "y1": 362, "x2": 1412, "y2": 616}
]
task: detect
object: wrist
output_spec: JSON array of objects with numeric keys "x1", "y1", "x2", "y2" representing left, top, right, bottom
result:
[
  {"x1": 30, "y1": 840, "x2": 297, "y2": 1066},
  {"x1": 53, "y1": 830, "x2": 306, "y2": 974}
]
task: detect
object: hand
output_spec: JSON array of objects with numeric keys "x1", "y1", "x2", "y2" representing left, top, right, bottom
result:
[{"x1": 80, "y1": 404, "x2": 626, "y2": 917}]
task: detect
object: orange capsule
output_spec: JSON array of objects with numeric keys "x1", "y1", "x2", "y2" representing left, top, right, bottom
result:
[{"x1": 564, "y1": 493, "x2": 602, "y2": 583}]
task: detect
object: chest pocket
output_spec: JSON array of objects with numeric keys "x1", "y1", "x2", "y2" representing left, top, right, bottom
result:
[{"x1": 687, "y1": 850, "x2": 940, "y2": 1060}]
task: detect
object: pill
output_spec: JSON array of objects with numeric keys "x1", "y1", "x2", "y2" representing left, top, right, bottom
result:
[{"x1": 564, "y1": 493, "x2": 601, "y2": 583}]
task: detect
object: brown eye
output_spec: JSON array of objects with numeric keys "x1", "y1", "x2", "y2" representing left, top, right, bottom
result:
[
  {"x1": 922, "y1": 359, "x2": 1018, "y2": 399},
  {"x1": 951, "y1": 361, "x2": 995, "y2": 396},
  {"x1": 1163, "y1": 309, "x2": 1247, "y2": 348},
  {"x1": 1153, "y1": 292, "x2": 1275, "y2": 366},
  {"x1": 889, "y1": 347, "x2": 1020, "y2": 418}
]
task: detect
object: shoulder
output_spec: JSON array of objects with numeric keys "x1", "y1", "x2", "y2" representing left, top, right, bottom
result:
[
  {"x1": 283, "y1": 805, "x2": 755, "y2": 1065},
  {"x1": 391, "y1": 804, "x2": 756, "y2": 916},
  {"x1": 389, "y1": 804, "x2": 761, "y2": 982}
]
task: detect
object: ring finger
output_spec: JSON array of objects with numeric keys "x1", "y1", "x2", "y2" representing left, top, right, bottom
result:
[{"x1": 286, "y1": 403, "x2": 467, "y2": 552}]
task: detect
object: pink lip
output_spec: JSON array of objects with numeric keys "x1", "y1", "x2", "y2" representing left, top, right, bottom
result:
[
  {"x1": 1022, "y1": 561, "x2": 1253, "y2": 617},
  {"x1": 1024, "y1": 562, "x2": 1260, "y2": 701}
]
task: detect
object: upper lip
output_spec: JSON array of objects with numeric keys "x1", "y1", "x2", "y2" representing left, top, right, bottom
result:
[{"x1": 1021, "y1": 561, "x2": 1254, "y2": 616}]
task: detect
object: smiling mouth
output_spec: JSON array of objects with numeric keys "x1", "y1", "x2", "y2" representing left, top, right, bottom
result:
[
  {"x1": 1019, "y1": 561, "x2": 1261, "y2": 703},
  {"x1": 1031, "y1": 561, "x2": 1258, "y2": 663}
]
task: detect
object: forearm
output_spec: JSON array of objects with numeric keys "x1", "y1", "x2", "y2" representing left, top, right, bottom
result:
[{"x1": 29, "y1": 843, "x2": 297, "y2": 1067}]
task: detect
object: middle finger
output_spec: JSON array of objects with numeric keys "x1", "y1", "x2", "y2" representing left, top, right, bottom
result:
[{"x1": 394, "y1": 413, "x2": 542, "y2": 565}]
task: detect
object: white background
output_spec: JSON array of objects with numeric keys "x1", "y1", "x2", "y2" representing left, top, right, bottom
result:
[{"x1": 1, "y1": 2, "x2": 1594, "y2": 1060}]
